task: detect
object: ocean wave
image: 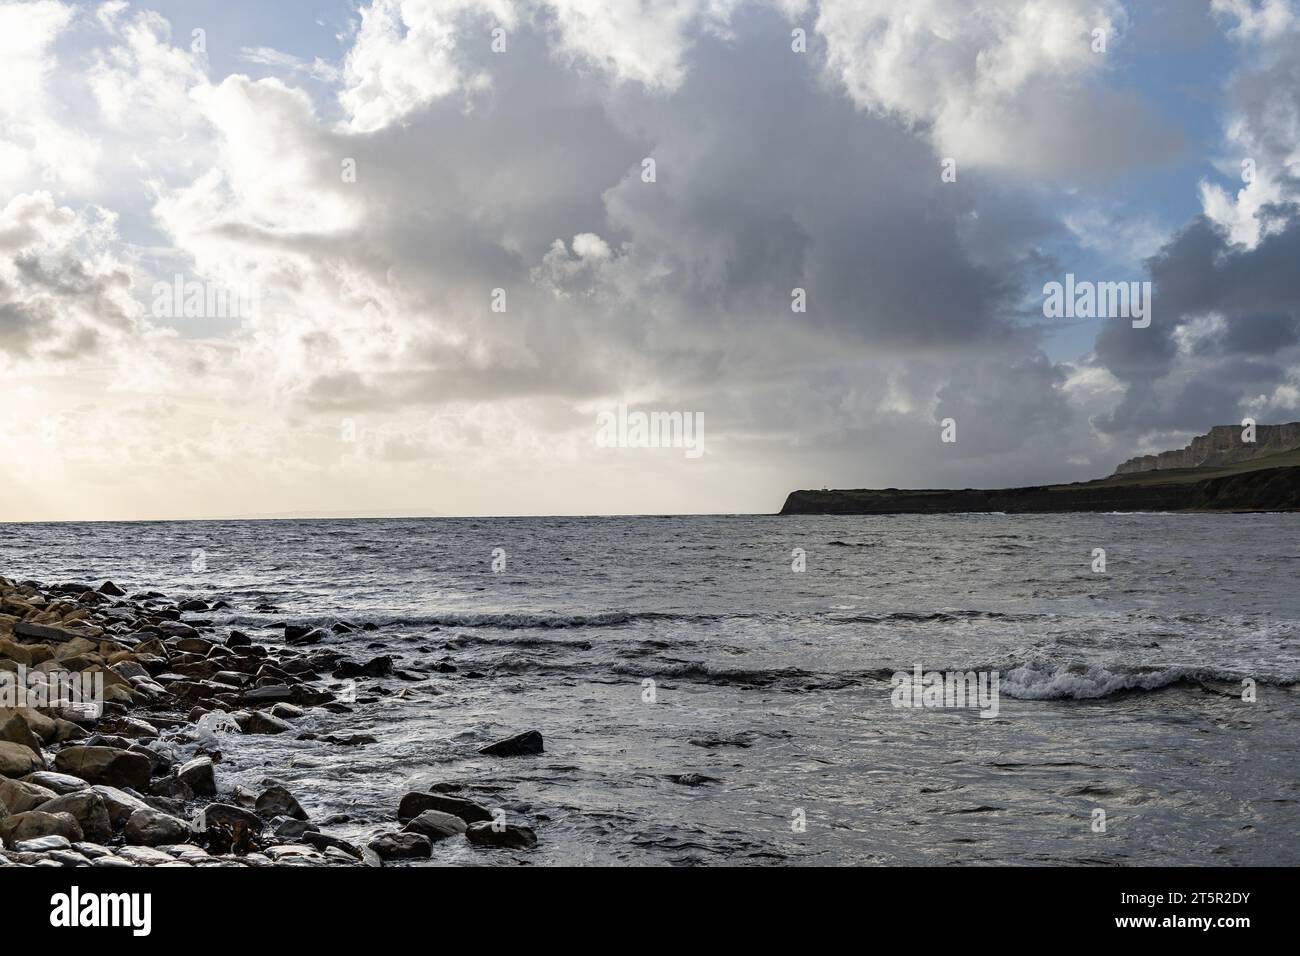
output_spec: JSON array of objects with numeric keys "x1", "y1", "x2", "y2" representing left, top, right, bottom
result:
[{"x1": 996, "y1": 661, "x2": 1297, "y2": 700}]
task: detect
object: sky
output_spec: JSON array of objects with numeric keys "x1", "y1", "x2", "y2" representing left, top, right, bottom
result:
[{"x1": 2, "y1": 0, "x2": 1300, "y2": 520}]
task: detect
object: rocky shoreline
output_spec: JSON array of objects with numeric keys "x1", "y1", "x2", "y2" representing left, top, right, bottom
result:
[{"x1": 0, "y1": 574, "x2": 540, "y2": 867}]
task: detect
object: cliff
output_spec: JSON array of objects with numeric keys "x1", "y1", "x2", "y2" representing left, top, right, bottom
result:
[
  {"x1": 1113, "y1": 423, "x2": 1300, "y2": 475},
  {"x1": 779, "y1": 466, "x2": 1300, "y2": 515}
]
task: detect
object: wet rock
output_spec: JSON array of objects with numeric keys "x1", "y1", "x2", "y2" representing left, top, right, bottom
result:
[
  {"x1": 465, "y1": 821, "x2": 538, "y2": 849},
  {"x1": 320, "y1": 732, "x2": 377, "y2": 746},
  {"x1": 255, "y1": 785, "x2": 308, "y2": 821},
  {"x1": 73, "y1": 841, "x2": 114, "y2": 859},
  {"x1": 124, "y1": 807, "x2": 191, "y2": 847},
  {"x1": 367, "y1": 831, "x2": 431, "y2": 860},
  {"x1": 98, "y1": 581, "x2": 126, "y2": 596},
  {"x1": 226, "y1": 631, "x2": 252, "y2": 648},
  {"x1": 1, "y1": 777, "x2": 58, "y2": 813},
  {"x1": 0, "y1": 810, "x2": 83, "y2": 847},
  {"x1": 117, "y1": 716, "x2": 160, "y2": 739},
  {"x1": 232, "y1": 710, "x2": 290, "y2": 735},
  {"x1": 287, "y1": 627, "x2": 327, "y2": 646},
  {"x1": 666, "y1": 773, "x2": 720, "y2": 787},
  {"x1": 89, "y1": 785, "x2": 153, "y2": 828},
  {"x1": 274, "y1": 817, "x2": 316, "y2": 839},
  {"x1": 333, "y1": 656, "x2": 393, "y2": 678},
  {"x1": 177, "y1": 599, "x2": 208, "y2": 613},
  {"x1": 177, "y1": 757, "x2": 217, "y2": 797},
  {"x1": 302, "y1": 831, "x2": 360, "y2": 858},
  {"x1": 243, "y1": 685, "x2": 294, "y2": 705},
  {"x1": 269, "y1": 703, "x2": 304, "y2": 720},
  {"x1": 397, "y1": 792, "x2": 493, "y2": 825},
  {"x1": 116, "y1": 845, "x2": 175, "y2": 866},
  {"x1": 479, "y1": 729, "x2": 544, "y2": 757},
  {"x1": 0, "y1": 741, "x2": 43, "y2": 778},
  {"x1": 35, "y1": 791, "x2": 112, "y2": 842},
  {"x1": 0, "y1": 711, "x2": 44, "y2": 755},
  {"x1": 197, "y1": 802, "x2": 263, "y2": 835},
  {"x1": 403, "y1": 809, "x2": 467, "y2": 841},
  {"x1": 149, "y1": 777, "x2": 194, "y2": 802},
  {"x1": 54, "y1": 746, "x2": 151, "y2": 790},
  {"x1": 14, "y1": 835, "x2": 73, "y2": 853}
]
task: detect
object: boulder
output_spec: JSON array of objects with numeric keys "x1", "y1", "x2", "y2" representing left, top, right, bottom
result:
[
  {"x1": 196, "y1": 802, "x2": 263, "y2": 835},
  {"x1": 98, "y1": 581, "x2": 126, "y2": 596},
  {"x1": 402, "y1": 809, "x2": 467, "y2": 841},
  {"x1": 397, "y1": 791, "x2": 493, "y2": 825},
  {"x1": 465, "y1": 821, "x2": 538, "y2": 849},
  {"x1": 233, "y1": 710, "x2": 290, "y2": 735},
  {"x1": 54, "y1": 746, "x2": 151, "y2": 790},
  {"x1": 255, "y1": 785, "x2": 308, "y2": 821},
  {"x1": 89, "y1": 785, "x2": 153, "y2": 828},
  {"x1": 0, "y1": 810, "x2": 83, "y2": 848},
  {"x1": 0, "y1": 712, "x2": 43, "y2": 755},
  {"x1": 0, "y1": 740, "x2": 42, "y2": 778},
  {"x1": 0, "y1": 777, "x2": 58, "y2": 813},
  {"x1": 123, "y1": 807, "x2": 191, "y2": 847},
  {"x1": 14, "y1": 835, "x2": 73, "y2": 853},
  {"x1": 367, "y1": 831, "x2": 431, "y2": 860},
  {"x1": 34, "y1": 791, "x2": 112, "y2": 843},
  {"x1": 23, "y1": 771, "x2": 87, "y2": 795},
  {"x1": 479, "y1": 729, "x2": 544, "y2": 757},
  {"x1": 177, "y1": 757, "x2": 217, "y2": 797}
]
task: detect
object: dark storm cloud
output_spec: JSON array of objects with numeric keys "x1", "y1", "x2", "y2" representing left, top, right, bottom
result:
[{"x1": 1094, "y1": 202, "x2": 1300, "y2": 434}]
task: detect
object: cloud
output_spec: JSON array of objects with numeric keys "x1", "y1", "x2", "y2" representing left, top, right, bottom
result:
[{"x1": 814, "y1": 0, "x2": 1183, "y2": 177}]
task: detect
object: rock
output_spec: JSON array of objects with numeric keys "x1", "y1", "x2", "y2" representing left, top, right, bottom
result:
[
  {"x1": 283, "y1": 624, "x2": 313, "y2": 641},
  {"x1": 242, "y1": 685, "x2": 294, "y2": 705},
  {"x1": 465, "y1": 821, "x2": 538, "y2": 849},
  {"x1": 14, "y1": 835, "x2": 73, "y2": 853},
  {"x1": 268, "y1": 703, "x2": 304, "y2": 720},
  {"x1": 34, "y1": 791, "x2": 112, "y2": 842},
  {"x1": 89, "y1": 785, "x2": 153, "y2": 828},
  {"x1": 0, "y1": 741, "x2": 42, "y2": 778},
  {"x1": 0, "y1": 810, "x2": 83, "y2": 847},
  {"x1": 98, "y1": 581, "x2": 126, "y2": 596},
  {"x1": 397, "y1": 792, "x2": 494, "y2": 825},
  {"x1": 53, "y1": 746, "x2": 151, "y2": 790},
  {"x1": 301, "y1": 831, "x2": 361, "y2": 857},
  {"x1": 274, "y1": 817, "x2": 316, "y2": 839},
  {"x1": 402, "y1": 809, "x2": 467, "y2": 841},
  {"x1": 149, "y1": 777, "x2": 194, "y2": 802},
  {"x1": 255, "y1": 785, "x2": 308, "y2": 821},
  {"x1": 333, "y1": 656, "x2": 393, "y2": 678},
  {"x1": 226, "y1": 631, "x2": 252, "y2": 648},
  {"x1": 367, "y1": 831, "x2": 431, "y2": 860},
  {"x1": 319, "y1": 732, "x2": 377, "y2": 746},
  {"x1": 479, "y1": 729, "x2": 544, "y2": 757},
  {"x1": 196, "y1": 802, "x2": 263, "y2": 835},
  {"x1": 0, "y1": 777, "x2": 58, "y2": 813},
  {"x1": 177, "y1": 757, "x2": 217, "y2": 797},
  {"x1": 0, "y1": 712, "x2": 43, "y2": 755},
  {"x1": 123, "y1": 807, "x2": 191, "y2": 847},
  {"x1": 232, "y1": 710, "x2": 290, "y2": 735},
  {"x1": 13, "y1": 621, "x2": 80, "y2": 643},
  {"x1": 666, "y1": 773, "x2": 719, "y2": 787},
  {"x1": 117, "y1": 717, "x2": 160, "y2": 739},
  {"x1": 115, "y1": 845, "x2": 176, "y2": 866}
]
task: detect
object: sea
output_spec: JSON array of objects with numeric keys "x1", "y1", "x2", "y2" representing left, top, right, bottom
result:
[{"x1": 2, "y1": 513, "x2": 1297, "y2": 865}]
